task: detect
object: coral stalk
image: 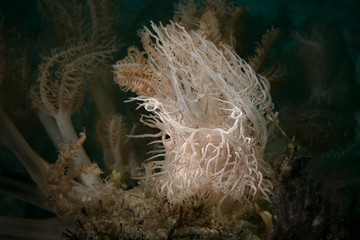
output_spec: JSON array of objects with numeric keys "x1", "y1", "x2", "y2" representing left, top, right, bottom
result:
[{"x1": 0, "y1": 107, "x2": 49, "y2": 195}]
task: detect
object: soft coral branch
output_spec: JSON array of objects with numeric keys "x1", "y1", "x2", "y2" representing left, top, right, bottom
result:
[
  {"x1": 0, "y1": 106, "x2": 49, "y2": 195},
  {"x1": 31, "y1": 42, "x2": 104, "y2": 189}
]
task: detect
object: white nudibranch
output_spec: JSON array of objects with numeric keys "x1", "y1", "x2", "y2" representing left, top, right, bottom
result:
[{"x1": 114, "y1": 20, "x2": 277, "y2": 205}]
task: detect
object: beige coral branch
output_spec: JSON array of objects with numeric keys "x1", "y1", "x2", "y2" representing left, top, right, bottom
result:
[
  {"x1": 96, "y1": 114, "x2": 138, "y2": 177},
  {"x1": 32, "y1": 0, "x2": 118, "y2": 191},
  {"x1": 114, "y1": 47, "x2": 157, "y2": 97},
  {"x1": 0, "y1": 107, "x2": 50, "y2": 195},
  {"x1": 248, "y1": 26, "x2": 282, "y2": 73},
  {"x1": 30, "y1": 41, "x2": 114, "y2": 189}
]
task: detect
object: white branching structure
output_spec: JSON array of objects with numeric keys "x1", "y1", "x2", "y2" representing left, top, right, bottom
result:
[{"x1": 114, "y1": 18, "x2": 277, "y2": 204}]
